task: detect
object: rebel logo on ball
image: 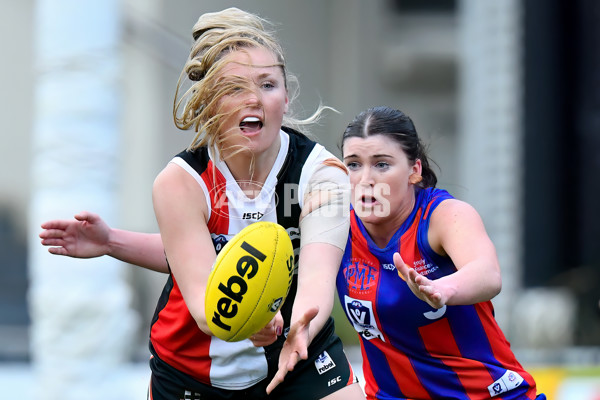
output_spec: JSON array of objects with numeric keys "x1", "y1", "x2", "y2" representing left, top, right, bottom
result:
[{"x1": 211, "y1": 241, "x2": 266, "y2": 332}]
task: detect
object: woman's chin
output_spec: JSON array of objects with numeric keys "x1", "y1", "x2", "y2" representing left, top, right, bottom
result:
[{"x1": 354, "y1": 205, "x2": 389, "y2": 221}]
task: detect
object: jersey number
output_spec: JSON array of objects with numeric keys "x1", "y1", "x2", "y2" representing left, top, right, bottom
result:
[{"x1": 423, "y1": 305, "x2": 447, "y2": 320}]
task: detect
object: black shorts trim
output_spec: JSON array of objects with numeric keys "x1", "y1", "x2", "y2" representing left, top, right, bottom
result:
[
  {"x1": 266, "y1": 331, "x2": 358, "y2": 400},
  {"x1": 148, "y1": 318, "x2": 358, "y2": 400}
]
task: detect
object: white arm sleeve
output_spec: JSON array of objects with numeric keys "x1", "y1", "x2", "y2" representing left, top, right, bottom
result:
[{"x1": 299, "y1": 158, "x2": 351, "y2": 250}]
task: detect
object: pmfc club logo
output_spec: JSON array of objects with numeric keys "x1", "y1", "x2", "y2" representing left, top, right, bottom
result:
[{"x1": 342, "y1": 258, "x2": 378, "y2": 293}]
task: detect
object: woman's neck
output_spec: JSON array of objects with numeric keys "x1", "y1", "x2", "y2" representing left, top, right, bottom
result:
[
  {"x1": 363, "y1": 193, "x2": 417, "y2": 249},
  {"x1": 222, "y1": 140, "x2": 281, "y2": 199}
]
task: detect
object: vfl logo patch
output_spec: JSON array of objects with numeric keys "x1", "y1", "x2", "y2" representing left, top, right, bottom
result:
[
  {"x1": 211, "y1": 234, "x2": 230, "y2": 254},
  {"x1": 487, "y1": 369, "x2": 524, "y2": 397},
  {"x1": 315, "y1": 351, "x2": 336, "y2": 375},
  {"x1": 344, "y1": 296, "x2": 385, "y2": 341}
]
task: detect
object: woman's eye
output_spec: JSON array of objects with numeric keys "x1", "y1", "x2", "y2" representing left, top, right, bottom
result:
[
  {"x1": 375, "y1": 162, "x2": 389, "y2": 169},
  {"x1": 223, "y1": 85, "x2": 244, "y2": 96},
  {"x1": 261, "y1": 81, "x2": 275, "y2": 89},
  {"x1": 345, "y1": 162, "x2": 359, "y2": 170}
]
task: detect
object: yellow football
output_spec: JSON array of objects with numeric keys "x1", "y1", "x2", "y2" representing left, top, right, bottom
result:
[{"x1": 205, "y1": 221, "x2": 294, "y2": 342}]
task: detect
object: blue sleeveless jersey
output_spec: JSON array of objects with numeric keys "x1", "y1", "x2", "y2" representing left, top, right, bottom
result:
[{"x1": 336, "y1": 187, "x2": 539, "y2": 399}]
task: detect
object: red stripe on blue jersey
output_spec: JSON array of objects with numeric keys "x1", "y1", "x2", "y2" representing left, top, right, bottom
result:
[
  {"x1": 336, "y1": 187, "x2": 538, "y2": 399},
  {"x1": 475, "y1": 302, "x2": 538, "y2": 399}
]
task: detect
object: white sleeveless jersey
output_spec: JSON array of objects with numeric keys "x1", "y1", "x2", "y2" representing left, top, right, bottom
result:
[{"x1": 149, "y1": 128, "x2": 342, "y2": 389}]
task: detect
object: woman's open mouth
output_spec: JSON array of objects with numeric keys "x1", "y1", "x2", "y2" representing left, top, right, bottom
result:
[
  {"x1": 360, "y1": 195, "x2": 378, "y2": 206},
  {"x1": 240, "y1": 116, "x2": 263, "y2": 134}
]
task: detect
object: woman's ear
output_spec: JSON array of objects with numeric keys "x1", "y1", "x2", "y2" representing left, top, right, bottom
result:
[
  {"x1": 409, "y1": 173, "x2": 423, "y2": 185},
  {"x1": 409, "y1": 159, "x2": 423, "y2": 184}
]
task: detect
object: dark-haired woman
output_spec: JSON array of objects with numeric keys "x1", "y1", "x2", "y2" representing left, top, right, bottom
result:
[{"x1": 337, "y1": 106, "x2": 545, "y2": 399}]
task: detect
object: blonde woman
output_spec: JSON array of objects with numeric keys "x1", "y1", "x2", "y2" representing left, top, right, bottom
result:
[{"x1": 40, "y1": 8, "x2": 364, "y2": 400}]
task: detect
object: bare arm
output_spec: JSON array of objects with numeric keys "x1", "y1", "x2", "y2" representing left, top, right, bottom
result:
[
  {"x1": 267, "y1": 158, "x2": 350, "y2": 394},
  {"x1": 395, "y1": 198, "x2": 502, "y2": 308},
  {"x1": 152, "y1": 163, "x2": 216, "y2": 335},
  {"x1": 105, "y1": 229, "x2": 167, "y2": 272},
  {"x1": 290, "y1": 159, "x2": 350, "y2": 341},
  {"x1": 266, "y1": 242, "x2": 343, "y2": 394},
  {"x1": 40, "y1": 211, "x2": 169, "y2": 273},
  {"x1": 292, "y1": 243, "x2": 342, "y2": 341}
]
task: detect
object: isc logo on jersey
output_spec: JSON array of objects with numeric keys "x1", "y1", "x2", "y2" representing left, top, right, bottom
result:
[
  {"x1": 382, "y1": 263, "x2": 396, "y2": 271},
  {"x1": 205, "y1": 222, "x2": 294, "y2": 342},
  {"x1": 242, "y1": 211, "x2": 264, "y2": 220}
]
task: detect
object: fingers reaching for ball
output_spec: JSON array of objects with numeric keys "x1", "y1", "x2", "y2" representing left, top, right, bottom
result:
[
  {"x1": 266, "y1": 306, "x2": 319, "y2": 394},
  {"x1": 249, "y1": 311, "x2": 284, "y2": 347}
]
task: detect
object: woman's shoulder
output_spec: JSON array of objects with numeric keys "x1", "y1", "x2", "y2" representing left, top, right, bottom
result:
[
  {"x1": 173, "y1": 146, "x2": 210, "y2": 164},
  {"x1": 153, "y1": 162, "x2": 197, "y2": 192},
  {"x1": 428, "y1": 194, "x2": 481, "y2": 225},
  {"x1": 152, "y1": 163, "x2": 210, "y2": 219},
  {"x1": 422, "y1": 186, "x2": 453, "y2": 199},
  {"x1": 417, "y1": 187, "x2": 455, "y2": 210},
  {"x1": 282, "y1": 126, "x2": 319, "y2": 151}
]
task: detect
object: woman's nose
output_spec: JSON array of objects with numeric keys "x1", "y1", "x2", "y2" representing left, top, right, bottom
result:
[
  {"x1": 358, "y1": 169, "x2": 374, "y2": 185},
  {"x1": 244, "y1": 90, "x2": 260, "y2": 106}
]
